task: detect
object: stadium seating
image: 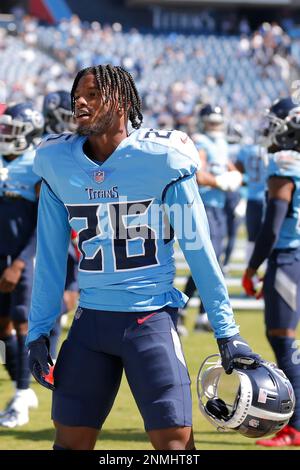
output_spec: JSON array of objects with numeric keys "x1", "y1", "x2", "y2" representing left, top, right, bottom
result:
[{"x1": 0, "y1": 18, "x2": 292, "y2": 129}]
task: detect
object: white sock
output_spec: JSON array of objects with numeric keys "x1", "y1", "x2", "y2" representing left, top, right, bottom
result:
[{"x1": 15, "y1": 388, "x2": 30, "y2": 398}]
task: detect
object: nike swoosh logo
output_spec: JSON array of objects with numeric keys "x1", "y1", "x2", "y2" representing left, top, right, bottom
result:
[
  {"x1": 137, "y1": 312, "x2": 157, "y2": 325},
  {"x1": 180, "y1": 135, "x2": 188, "y2": 144},
  {"x1": 233, "y1": 340, "x2": 248, "y2": 348}
]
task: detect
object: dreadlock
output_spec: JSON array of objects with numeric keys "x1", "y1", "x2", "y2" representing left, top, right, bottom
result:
[{"x1": 71, "y1": 64, "x2": 143, "y2": 129}]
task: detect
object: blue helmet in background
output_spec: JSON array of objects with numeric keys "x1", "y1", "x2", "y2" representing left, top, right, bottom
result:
[
  {"x1": 199, "y1": 104, "x2": 224, "y2": 125},
  {"x1": 198, "y1": 104, "x2": 225, "y2": 136},
  {"x1": 43, "y1": 90, "x2": 77, "y2": 134},
  {"x1": 261, "y1": 96, "x2": 300, "y2": 150},
  {"x1": 0, "y1": 102, "x2": 44, "y2": 155}
]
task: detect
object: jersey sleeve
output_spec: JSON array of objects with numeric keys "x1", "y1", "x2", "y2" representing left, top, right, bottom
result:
[
  {"x1": 26, "y1": 181, "x2": 71, "y2": 345},
  {"x1": 33, "y1": 148, "x2": 43, "y2": 178},
  {"x1": 166, "y1": 131, "x2": 200, "y2": 177},
  {"x1": 159, "y1": 131, "x2": 201, "y2": 196},
  {"x1": 33, "y1": 136, "x2": 52, "y2": 178},
  {"x1": 33, "y1": 134, "x2": 71, "y2": 194},
  {"x1": 136, "y1": 128, "x2": 200, "y2": 197},
  {"x1": 164, "y1": 174, "x2": 239, "y2": 339},
  {"x1": 194, "y1": 134, "x2": 210, "y2": 153}
]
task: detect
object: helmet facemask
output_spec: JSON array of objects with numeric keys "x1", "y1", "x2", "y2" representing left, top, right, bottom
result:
[
  {"x1": 260, "y1": 106, "x2": 300, "y2": 150},
  {"x1": 0, "y1": 115, "x2": 33, "y2": 155}
]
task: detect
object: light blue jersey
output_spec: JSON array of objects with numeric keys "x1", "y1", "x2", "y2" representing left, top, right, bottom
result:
[
  {"x1": 194, "y1": 133, "x2": 229, "y2": 208},
  {"x1": 237, "y1": 144, "x2": 268, "y2": 202},
  {"x1": 27, "y1": 128, "x2": 238, "y2": 343},
  {"x1": 268, "y1": 150, "x2": 300, "y2": 250},
  {"x1": 228, "y1": 143, "x2": 241, "y2": 164},
  {"x1": 0, "y1": 150, "x2": 40, "y2": 201}
]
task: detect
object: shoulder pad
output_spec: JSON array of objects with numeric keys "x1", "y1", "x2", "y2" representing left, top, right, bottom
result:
[
  {"x1": 137, "y1": 128, "x2": 193, "y2": 152},
  {"x1": 38, "y1": 132, "x2": 74, "y2": 149},
  {"x1": 137, "y1": 128, "x2": 199, "y2": 168},
  {"x1": 33, "y1": 133, "x2": 73, "y2": 178},
  {"x1": 166, "y1": 131, "x2": 200, "y2": 177}
]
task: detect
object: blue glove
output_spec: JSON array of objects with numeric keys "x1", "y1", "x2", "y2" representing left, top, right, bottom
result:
[
  {"x1": 217, "y1": 333, "x2": 261, "y2": 374},
  {"x1": 28, "y1": 336, "x2": 55, "y2": 390}
]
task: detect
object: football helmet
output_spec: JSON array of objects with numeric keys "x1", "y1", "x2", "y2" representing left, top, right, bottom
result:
[
  {"x1": 199, "y1": 104, "x2": 224, "y2": 125},
  {"x1": 197, "y1": 354, "x2": 295, "y2": 439},
  {"x1": 261, "y1": 96, "x2": 300, "y2": 150},
  {"x1": 0, "y1": 102, "x2": 44, "y2": 156},
  {"x1": 43, "y1": 90, "x2": 77, "y2": 134},
  {"x1": 199, "y1": 104, "x2": 225, "y2": 136}
]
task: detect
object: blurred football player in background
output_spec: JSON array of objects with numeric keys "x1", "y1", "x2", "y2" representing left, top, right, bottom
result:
[
  {"x1": 179, "y1": 105, "x2": 242, "y2": 334},
  {"x1": 222, "y1": 123, "x2": 245, "y2": 272},
  {"x1": 236, "y1": 137, "x2": 268, "y2": 264},
  {"x1": 0, "y1": 102, "x2": 44, "y2": 427},
  {"x1": 243, "y1": 97, "x2": 300, "y2": 446}
]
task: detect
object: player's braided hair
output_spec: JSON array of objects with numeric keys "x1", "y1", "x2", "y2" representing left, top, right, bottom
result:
[{"x1": 71, "y1": 64, "x2": 143, "y2": 129}]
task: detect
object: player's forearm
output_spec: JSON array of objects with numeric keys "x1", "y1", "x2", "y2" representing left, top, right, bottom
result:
[
  {"x1": 248, "y1": 198, "x2": 289, "y2": 271},
  {"x1": 26, "y1": 182, "x2": 71, "y2": 345},
  {"x1": 164, "y1": 175, "x2": 238, "y2": 338}
]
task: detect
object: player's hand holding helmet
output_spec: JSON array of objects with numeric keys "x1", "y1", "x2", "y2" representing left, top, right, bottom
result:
[
  {"x1": 217, "y1": 333, "x2": 261, "y2": 374},
  {"x1": 28, "y1": 336, "x2": 55, "y2": 391}
]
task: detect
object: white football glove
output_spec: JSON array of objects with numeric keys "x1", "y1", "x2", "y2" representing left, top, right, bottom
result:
[{"x1": 215, "y1": 171, "x2": 243, "y2": 192}]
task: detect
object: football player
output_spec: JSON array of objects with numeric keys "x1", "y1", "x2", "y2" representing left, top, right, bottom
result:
[
  {"x1": 27, "y1": 65, "x2": 260, "y2": 450},
  {"x1": 180, "y1": 105, "x2": 242, "y2": 333},
  {"x1": 0, "y1": 102, "x2": 44, "y2": 427},
  {"x1": 42, "y1": 90, "x2": 79, "y2": 359},
  {"x1": 236, "y1": 141, "x2": 268, "y2": 263},
  {"x1": 222, "y1": 123, "x2": 244, "y2": 270},
  {"x1": 243, "y1": 97, "x2": 300, "y2": 446}
]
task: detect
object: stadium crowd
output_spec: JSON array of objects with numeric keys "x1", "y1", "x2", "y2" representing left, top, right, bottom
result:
[{"x1": 0, "y1": 14, "x2": 298, "y2": 133}]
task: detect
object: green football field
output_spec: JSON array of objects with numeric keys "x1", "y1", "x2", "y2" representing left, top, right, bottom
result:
[{"x1": 0, "y1": 305, "x2": 298, "y2": 451}]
